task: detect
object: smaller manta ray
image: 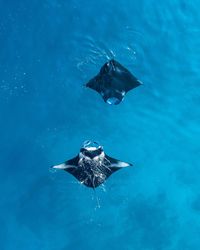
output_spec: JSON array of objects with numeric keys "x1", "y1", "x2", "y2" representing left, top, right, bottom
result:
[
  {"x1": 86, "y1": 59, "x2": 142, "y2": 105},
  {"x1": 52, "y1": 141, "x2": 132, "y2": 188}
]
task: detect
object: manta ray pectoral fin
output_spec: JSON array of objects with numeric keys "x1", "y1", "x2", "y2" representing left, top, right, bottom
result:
[
  {"x1": 111, "y1": 161, "x2": 133, "y2": 168},
  {"x1": 52, "y1": 156, "x2": 79, "y2": 170},
  {"x1": 86, "y1": 76, "x2": 101, "y2": 93},
  {"x1": 105, "y1": 155, "x2": 132, "y2": 170},
  {"x1": 52, "y1": 163, "x2": 73, "y2": 169}
]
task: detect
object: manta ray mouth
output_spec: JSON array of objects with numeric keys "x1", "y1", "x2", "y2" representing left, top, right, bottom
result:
[
  {"x1": 80, "y1": 141, "x2": 103, "y2": 159},
  {"x1": 102, "y1": 90, "x2": 125, "y2": 105},
  {"x1": 83, "y1": 140, "x2": 100, "y2": 149},
  {"x1": 106, "y1": 97, "x2": 121, "y2": 105}
]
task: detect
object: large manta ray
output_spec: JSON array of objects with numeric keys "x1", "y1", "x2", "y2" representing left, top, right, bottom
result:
[
  {"x1": 53, "y1": 141, "x2": 132, "y2": 188},
  {"x1": 86, "y1": 59, "x2": 142, "y2": 105}
]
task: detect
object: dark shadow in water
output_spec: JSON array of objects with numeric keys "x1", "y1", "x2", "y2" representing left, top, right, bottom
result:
[{"x1": 107, "y1": 193, "x2": 179, "y2": 250}]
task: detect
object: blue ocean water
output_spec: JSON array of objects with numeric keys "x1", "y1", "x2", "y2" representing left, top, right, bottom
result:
[{"x1": 0, "y1": 0, "x2": 200, "y2": 249}]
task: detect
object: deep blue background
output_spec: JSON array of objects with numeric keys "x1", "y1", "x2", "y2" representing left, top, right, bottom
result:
[{"x1": 0, "y1": 0, "x2": 200, "y2": 249}]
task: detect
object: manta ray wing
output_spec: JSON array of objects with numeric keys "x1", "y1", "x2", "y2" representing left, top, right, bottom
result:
[
  {"x1": 86, "y1": 76, "x2": 102, "y2": 93},
  {"x1": 105, "y1": 154, "x2": 133, "y2": 172},
  {"x1": 53, "y1": 156, "x2": 82, "y2": 180}
]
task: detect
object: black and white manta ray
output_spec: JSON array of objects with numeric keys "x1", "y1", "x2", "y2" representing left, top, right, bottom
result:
[
  {"x1": 86, "y1": 59, "x2": 142, "y2": 105},
  {"x1": 53, "y1": 141, "x2": 132, "y2": 188}
]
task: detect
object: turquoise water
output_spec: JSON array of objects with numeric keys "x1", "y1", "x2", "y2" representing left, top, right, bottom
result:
[{"x1": 1, "y1": 0, "x2": 200, "y2": 249}]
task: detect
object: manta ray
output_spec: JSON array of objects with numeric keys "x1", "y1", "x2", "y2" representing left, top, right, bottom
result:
[
  {"x1": 86, "y1": 59, "x2": 142, "y2": 105},
  {"x1": 52, "y1": 141, "x2": 132, "y2": 188}
]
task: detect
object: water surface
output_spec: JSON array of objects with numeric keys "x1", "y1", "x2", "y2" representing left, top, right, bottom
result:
[{"x1": 0, "y1": 0, "x2": 200, "y2": 249}]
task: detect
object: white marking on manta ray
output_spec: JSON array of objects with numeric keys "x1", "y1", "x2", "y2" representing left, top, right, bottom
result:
[
  {"x1": 93, "y1": 152, "x2": 105, "y2": 161},
  {"x1": 79, "y1": 153, "x2": 91, "y2": 162},
  {"x1": 52, "y1": 163, "x2": 73, "y2": 169},
  {"x1": 85, "y1": 146, "x2": 99, "y2": 151},
  {"x1": 78, "y1": 154, "x2": 111, "y2": 186},
  {"x1": 112, "y1": 161, "x2": 130, "y2": 168},
  {"x1": 78, "y1": 151, "x2": 105, "y2": 163}
]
